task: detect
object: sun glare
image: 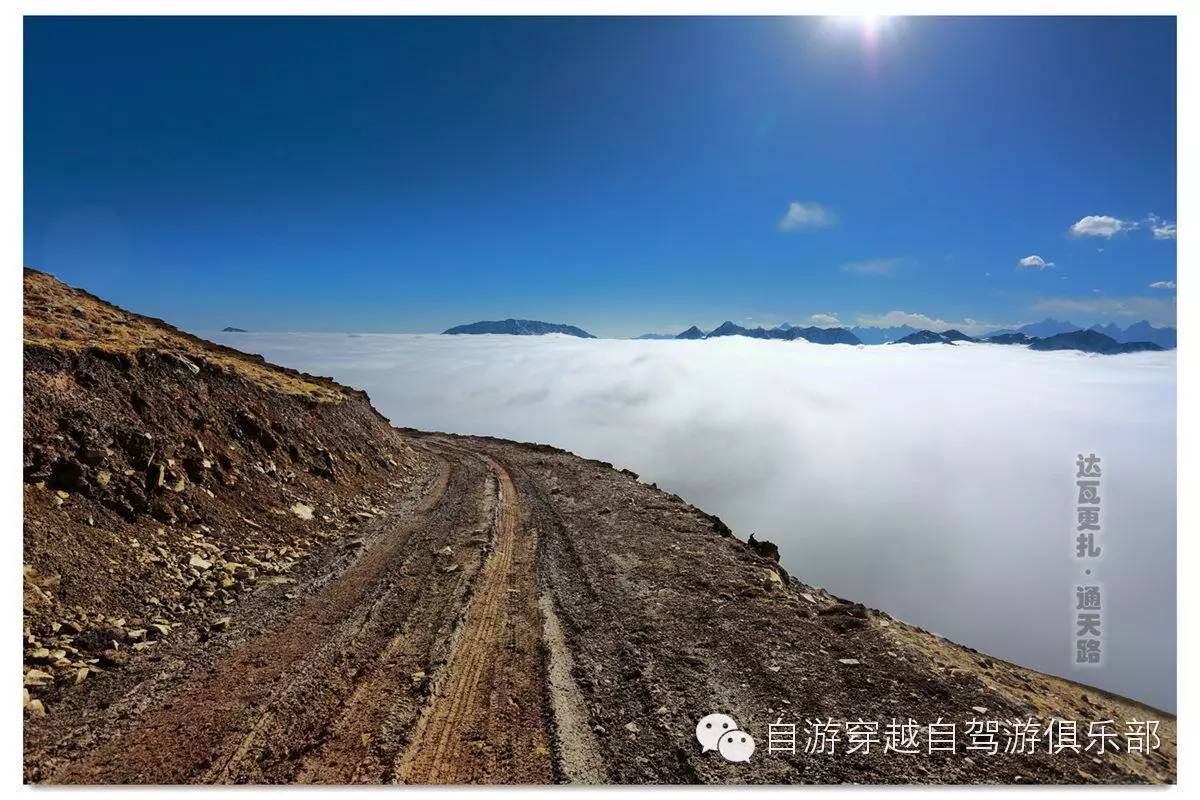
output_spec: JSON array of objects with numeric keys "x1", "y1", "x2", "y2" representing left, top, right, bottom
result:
[{"x1": 823, "y1": 15, "x2": 897, "y2": 72}]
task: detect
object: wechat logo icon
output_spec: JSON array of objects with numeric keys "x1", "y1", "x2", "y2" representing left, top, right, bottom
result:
[{"x1": 695, "y1": 713, "x2": 756, "y2": 763}]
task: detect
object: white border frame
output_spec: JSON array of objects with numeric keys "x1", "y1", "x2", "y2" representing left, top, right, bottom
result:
[{"x1": 5, "y1": 2, "x2": 1190, "y2": 795}]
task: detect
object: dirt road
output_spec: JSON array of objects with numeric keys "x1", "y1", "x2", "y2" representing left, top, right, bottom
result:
[
  {"x1": 23, "y1": 432, "x2": 1176, "y2": 785},
  {"x1": 25, "y1": 437, "x2": 590, "y2": 784}
]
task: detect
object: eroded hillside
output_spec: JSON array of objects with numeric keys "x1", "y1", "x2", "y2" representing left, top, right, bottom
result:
[{"x1": 23, "y1": 269, "x2": 431, "y2": 704}]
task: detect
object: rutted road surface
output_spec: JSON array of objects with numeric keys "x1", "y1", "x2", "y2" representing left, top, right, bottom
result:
[
  {"x1": 26, "y1": 436, "x2": 588, "y2": 784},
  {"x1": 24, "y1": 432, "x2": 1177, "y2": 785}
]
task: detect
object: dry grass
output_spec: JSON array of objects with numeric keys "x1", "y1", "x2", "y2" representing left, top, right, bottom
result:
[
  {"x1": 23, "y1": 269, "x2": 347, "y2": 403},
  {"x1": 883, "y1": 618, "x2": 1176, "y2": 782}
]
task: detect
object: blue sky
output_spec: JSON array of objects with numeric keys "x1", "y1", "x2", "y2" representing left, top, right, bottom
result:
[{"x1": 24, "y1": 16, "x2": 1177, "y2": 337}]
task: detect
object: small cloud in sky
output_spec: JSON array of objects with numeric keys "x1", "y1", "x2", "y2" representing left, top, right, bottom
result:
[
  {"x1": 1017, "y1": 255, "x2": 1054, "y2": 270},
  {"x1": 1069, "y1": 215, "x2": 1135, "y2": 238},
  {"x1": 778, "y1": 201, "x2": 836, "y2": 232},
  {"x1": 1149, "y1": 280, "x2": 1176, "y2": 290},
  {"x1": 1146, "y1": 214, "x2": 1177, "y2": 240},
  {"x1": 842, "y1": 257, "x2": 902, "y2": 276},
  {"x1": 1069, "y1": 213, "x2": 1175, "y2": 240},
  {"x1": 808, "y1": 312, "x2": 842, "y2": 326}
]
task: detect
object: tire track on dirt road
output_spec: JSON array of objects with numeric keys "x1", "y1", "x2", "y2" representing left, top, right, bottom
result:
[
  {"x1": 396, "y1": 451, "x2": 554, "y2": 784},
  {"x1": 27, "y1": 437, "x2": 602, "y2": 785},
  {"x1": 29, "y1": 447, "x2": 490, "y2": 784},
  {"x1": 204, "y1": 452, "x2": 467, "y2": 783},
  {"x1": 287, "y1": 441, "x2": 507, "y2": 783}
]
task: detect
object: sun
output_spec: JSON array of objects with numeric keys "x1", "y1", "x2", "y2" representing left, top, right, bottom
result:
[
  {"x1": 829, "y1": 14, "x2": 893, "y2": 39},
  {"x1": 821, "y1": 15, "x2": 898, "y2": 71}
]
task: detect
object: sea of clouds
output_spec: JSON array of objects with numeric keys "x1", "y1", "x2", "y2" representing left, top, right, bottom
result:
[{"x1": 211, "y1": 331, "x2": 1177, "y2": 711}]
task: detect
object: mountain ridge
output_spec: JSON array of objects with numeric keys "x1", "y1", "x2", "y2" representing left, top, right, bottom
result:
[
  {"x1": 1028, "y1": 329, "x2": 1165, "y2": 354},
  {"x1": 888, "y1": 325, "x2": 1167, "y2": 354},
  {"x1": 695, "y1": 320, "x2": 862, "y2": 345},
  {"x1": 443, "y1": 318, "x2": 595, "y2": 338},
  {"x1": 985, "y1": 318, "x2": 1176, "y2": 348},
  {"x1": 628, "y1": 320, "x2": 1175, "y2": 350}
]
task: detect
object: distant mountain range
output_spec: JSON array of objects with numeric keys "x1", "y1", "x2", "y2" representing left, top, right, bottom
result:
[
  {"x1": 1086, "y1": 320, "x2": 1177, "y2": 349},
  {"x1": 668, "y1": 320, "x2": 862, "y2": 345},
  {"x1": 892, "y1": 329, "x2": 947, "y2": 345},
  {"x1": 1025, "y1": 330, "x2": 1165, "y2": 354},
  {"x1": 443, "y1": 319, "x2": 595, "y2": 338},
  {"x1": 984, "y1": 332, "x2": 1033, "y2": 345},
  {"x1": 848, "y1": 325, "x2": 920, "y2": 344},
  {"x1": 983, "y1": 318, "x2": 1176, "y2": 349},
  {"x1": 450, "y1": 317, "x2": 1174, "y2": 354},
  {"x1": 893, "y1": 329, "x2": 975, "y2": 345},
  {"x1": 653, "y1": 318, "x2": 1176, "y2": 351},
  {"x1": 983, "y1": 318, "x2": 1081, "y2": 339},
  {"x1": 887, "y1": 327, "x2": 1165, "y2": 354}
]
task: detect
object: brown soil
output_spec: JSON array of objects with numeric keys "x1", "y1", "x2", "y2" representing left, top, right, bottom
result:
[
  {"x1": 23, "y1": 270, "x2": 1176, "y2": 784},
  {"x1": 396, "y1": 451, "x2": 552, "y2": 784}
]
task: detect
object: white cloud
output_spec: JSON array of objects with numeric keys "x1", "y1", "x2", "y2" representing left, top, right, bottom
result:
[
  {"x1": 1146, "y1": 214, "x2": 1177, "y2": 240},
  {"x1": 778, "y1": 201, "x2": 836, "y2": 232},
  {"x1": 807, "y1": 312, "x2": 842, "y2": 326},
  {"x1": 855, "y1": 310, "x2": 1007, "y2": 336},
  {"x1": 1150, "y1": 280, "x2": 1176, "y2": 290},
  {"x1": 1070, "y1": 213, "x2": 1175, "y2": 240},
  {"x1": 1033, "y1": 295, "x2": 1177, "y2": 323},
  {"x1": 841, "y1": 257, "x2": 902, "y2": 276},
  {"x1": 1069, "y1": 215, "x2": 1134, "y2": 238},
  {"x1": 1017, "y1": 255, "x2": 1054, "y2": 270},
  {"x1": 213, "y1": 331, "x2": 1178, "y2": 712}
]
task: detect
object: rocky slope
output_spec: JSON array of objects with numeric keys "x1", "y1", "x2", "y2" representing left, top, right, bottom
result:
[
  {"x1": 23, "y1": 270, "x2": 1176, "y2": 784},
  {"x1": 23, "y1": 269, "x2": 432, "y2": 708}
]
